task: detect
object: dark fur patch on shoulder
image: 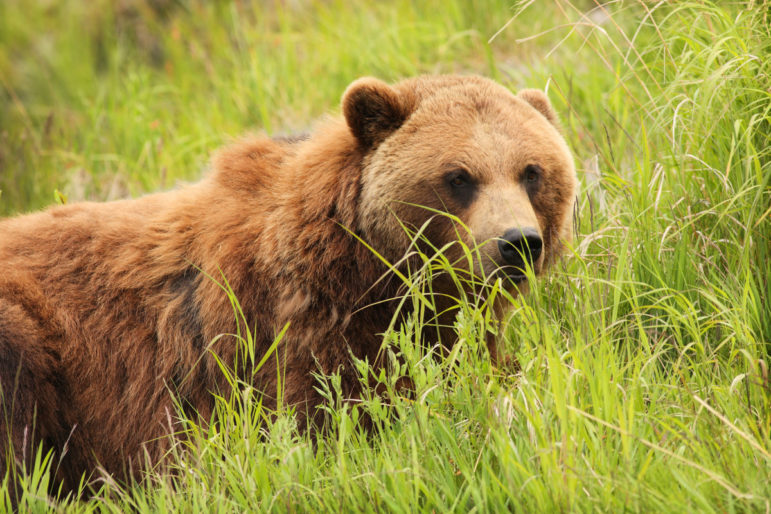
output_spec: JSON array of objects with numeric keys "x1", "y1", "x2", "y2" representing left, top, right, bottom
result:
[{"x1": 168, "y1": 269, "x2": 205, "y2": 351}]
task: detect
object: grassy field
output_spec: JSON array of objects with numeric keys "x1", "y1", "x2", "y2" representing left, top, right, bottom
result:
[{"x1": 1, "y1": 0, "x2": 770, "y2": 511}]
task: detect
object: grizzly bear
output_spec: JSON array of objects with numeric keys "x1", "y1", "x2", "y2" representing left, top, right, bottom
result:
[{"x1": 0, "y1": 75, "x2": 576, "y2": 493}]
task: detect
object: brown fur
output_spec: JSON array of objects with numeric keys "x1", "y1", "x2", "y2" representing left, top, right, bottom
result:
[{"x1": 0, "y1": 75, "x2": 576, "y2": 492}]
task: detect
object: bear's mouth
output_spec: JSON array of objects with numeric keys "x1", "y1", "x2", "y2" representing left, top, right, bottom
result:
[
  {"x1": 492, "y1": 266, "x2": 530, "y2": 284},
  {"x1": 505, "y1": 271, "x2": 528, "y2": 284},
  {"x1": 507, "y1": 272, "x2": 527, "y2": 283}
]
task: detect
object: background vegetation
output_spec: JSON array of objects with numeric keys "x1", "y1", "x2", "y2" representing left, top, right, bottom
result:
[{"x1": 1, "y1": 0, "x2": 769, "y2": 511}]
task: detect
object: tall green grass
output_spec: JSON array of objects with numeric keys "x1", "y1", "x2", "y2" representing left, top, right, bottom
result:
[{"x1": 1, "y1": 0, "x2": 769, "y2": 511}]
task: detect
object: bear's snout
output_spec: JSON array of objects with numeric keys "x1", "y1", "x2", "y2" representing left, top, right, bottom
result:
[{"x1": 497, "y1": 227, "x2": 543, "y2": 277}]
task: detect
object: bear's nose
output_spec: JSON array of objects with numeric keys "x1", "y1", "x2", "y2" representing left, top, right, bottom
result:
[{"x1": 497, "y1": 227, "x2": 543, "y2": 270}]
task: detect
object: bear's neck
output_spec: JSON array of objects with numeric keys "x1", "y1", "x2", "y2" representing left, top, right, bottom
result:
[{"x1": 200, "y1": 121, "x2": 399, "y2": 359}]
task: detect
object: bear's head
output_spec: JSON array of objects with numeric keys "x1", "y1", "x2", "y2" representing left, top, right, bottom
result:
[{"x1": 344, "y1": 75, "x2": 576, "y2": 298}]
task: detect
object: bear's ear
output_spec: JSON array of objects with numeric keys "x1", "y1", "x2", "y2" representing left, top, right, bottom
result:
[
  {"x1": 342, "y1": 77, "x2": 410, "y2": 149},
  {"x1": 517, "y1": 89, "x2": 560, "y2": 127}
]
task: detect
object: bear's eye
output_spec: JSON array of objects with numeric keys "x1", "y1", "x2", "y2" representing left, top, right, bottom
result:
[
  {"x1": 444, "y1": 169, "x2": 476, "y2": 207},
  {"x1": 446, "y1": 170, "x2": 471, "y2": 188},
  {"x1": 524, "y1": 164, "x2": 541, "y2": 183}
]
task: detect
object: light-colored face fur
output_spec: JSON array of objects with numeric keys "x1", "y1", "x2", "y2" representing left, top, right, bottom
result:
[{"x1": 345, "y1": 75, "x2": 576, "y2": 290}]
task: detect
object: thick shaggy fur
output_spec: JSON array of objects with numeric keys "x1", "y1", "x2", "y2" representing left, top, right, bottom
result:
[{"x1": 0, "y1": 75, "x2": 576, "y2": 491}]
